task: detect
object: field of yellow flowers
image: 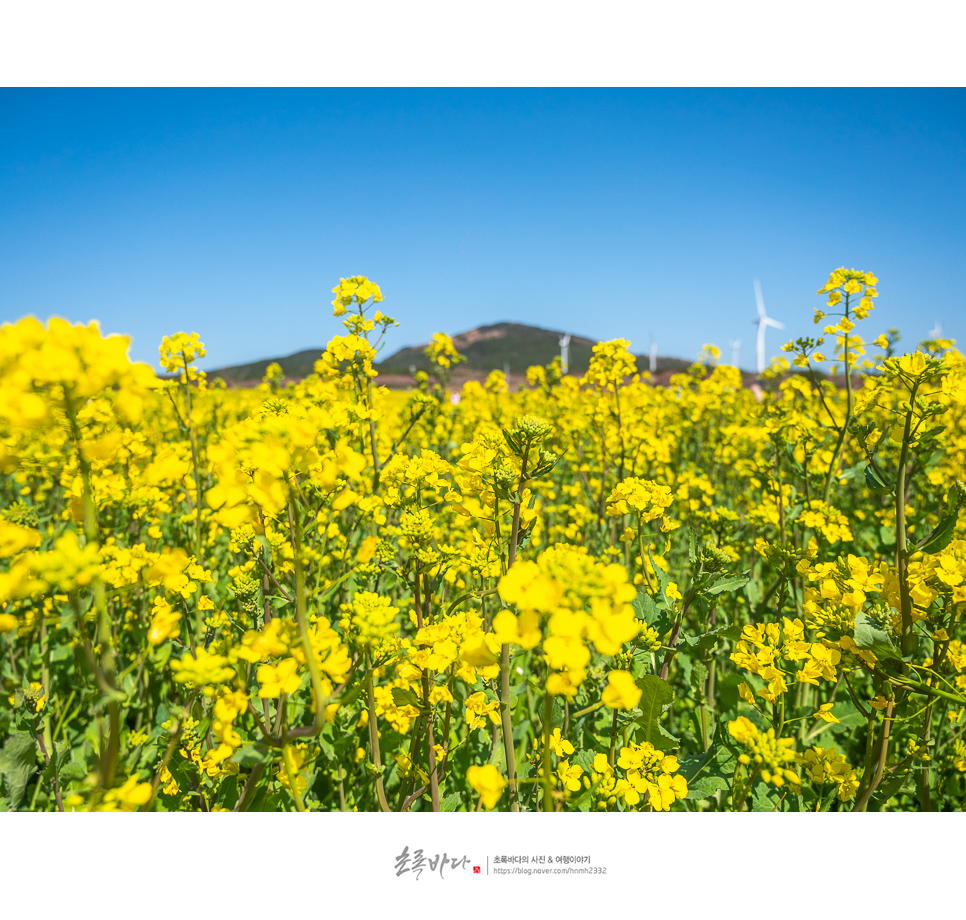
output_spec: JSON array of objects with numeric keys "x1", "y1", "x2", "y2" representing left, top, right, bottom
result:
[{"x1": 1, "y1": 268, "x2": 964, "y2": 813}]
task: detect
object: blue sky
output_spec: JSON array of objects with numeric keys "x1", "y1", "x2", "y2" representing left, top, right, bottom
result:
[{"x1": 1, "y1": 88, "x2": 963, "y2": 373}]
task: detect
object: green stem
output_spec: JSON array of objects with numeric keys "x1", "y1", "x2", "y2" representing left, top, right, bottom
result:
[
  {"x1": 364, "y1": 648, "x2": 391, "y2": 812},
  {"x1": 852, "y1": 698, "x2": 895, "y2": 812},
  {"x1": 365, "y1": 376, "x2": 381, "y2": 486},
  {"x1": 281, "y1": 744, "x2": 306, "y2": 813},
  {"x1": 499, "y1": 643, "x2": 519, "y2": 812},
  {"x1": 895, "y1": 381, "x2": 920, "y2": 657},
  {"x1": 542, "y1": 691, "x2": 554, "y2": 812},
  {"x1": 607, "y1": 707, "x2": 619, "y2": 767},
  {"x1": 499, "y1": 450, "x2": 530, "y2": 812},
  {"x1": 181, "y1": 352, "x2": 204, "y2": 564},
  {"x1": 822, "y1": 294, "x2": 854, "y2": 503},
  {"x1": 286, "y1": 498, "x2": 329, "y2": 741}
]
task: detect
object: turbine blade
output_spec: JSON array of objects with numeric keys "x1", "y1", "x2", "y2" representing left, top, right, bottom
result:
[{"x1": 754, "y1": 279, "x2": 766, "y2": 319}]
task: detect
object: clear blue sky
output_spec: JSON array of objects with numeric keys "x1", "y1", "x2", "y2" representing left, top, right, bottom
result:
[{"x1": 1, "y1": 88, "x2": 963, "y2": 372}]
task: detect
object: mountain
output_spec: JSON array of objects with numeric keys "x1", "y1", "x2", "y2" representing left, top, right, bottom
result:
[
  {"x1": 205, "y1": 349, "x2": 323, "y2": 384},
  {"x1": 376, "y1": 322, "x2": 597, "y2": 375},
  {"x1": 204, "y1": 322, "x2": 694, "y2": 384}
]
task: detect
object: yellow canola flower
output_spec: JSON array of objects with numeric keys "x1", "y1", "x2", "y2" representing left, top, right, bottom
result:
[
  {"x1": 159, "y1": 331, "x2": 206, "y2": 373},
  {"x1": 425, "y1": 333, "x2": 465, "y2": 369},
  {"x1": 547, "y1": 728, "x2": 575, "y2": 757},
  {"x1": 467, "y1": 764, "x2": 507, "y2": 809},
  {"x1": 584, "y1": 338, "x2": 637, "y2": 389},
  {"x1": 347, "y1": 591, "x2": 399, "y2": 648},
  {"x1": 606, "y1": 477, "x2": 673, "y2": 522},
  {"x1": 0, "y1": 520, "x2": 41, "y2": 557},
  {"x1": 89, "y1": 775, "x2": 153, "y2": 812},
  {"x1": 30, "y1": 532, "x2": 102, "y2": 593},
  {"x1": 497, "y1": 561, "x2": 562, "y2": 612},
  {"x1": 0, "y1": 316, "x2": 157, "y2": 427},
  {"x1": 615, "y1": 741, "x2": 687, "y2": 811},
  {"x1": 491, "y1": 609, "x2": 542, "y2": 650},
  {"x1": 464, "y1": 691, "x2": 501, "y2": 730},
  {"x1": 147, "y1": 598, "x2": 181, "y2": 646},
  {"x1": 557, "y1": 759, "x2": 584, "y2": 792},
  {"x1": 728, "y1": 715, "x2": 758, "y2": 746},
  {"x1": 602, "y1": 670, "x2": 643, "y2": 710},
  {"x1": 257, "y1": 658, "x2": 302, "y2": 698},
  {"x1": 812, "y1": 703, "x2": 840, "y2": 724},
  {"x1": 170, "y1": 647, "x2": 236, "y2": 690},
  {"x1": 331, "y1": 275, "x2": 384, "y2": 315}
]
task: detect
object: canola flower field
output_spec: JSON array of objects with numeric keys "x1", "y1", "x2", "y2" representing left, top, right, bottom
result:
[{"x1": 1, "y1": 269, "x2": 965, "y2": 814}]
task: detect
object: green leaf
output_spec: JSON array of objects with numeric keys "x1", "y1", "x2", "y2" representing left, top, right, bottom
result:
[
  {"x1": 853, "y1": 612, "x2": 901, "y2": 661},
  {"x1": 59, "y1": 763, "x2": 87, "y2": 783},
  {"x1": 632, "y1": 590, "x2": 672, "y2": 637},
  {"x1": 744, "y1": 576, "x2": 761, "y2": 607},
  {"x1": 680, "y1": 624, "x2": 742, "y2": 653},
  {"x1": 681, "y1": 741, "x2": 736, "y2": 799},
  {"x1": 656, "y1": 724, "x2": 680, "y2": 750},
  {"x1": 879, "y1": 525, "x2": 896, "y2": 546},
  {"x1": 391, "y1": 687, "x2": 423, "y2": 709},
  {"x1": 676, "y1": 651, "x2": 692, "y2": 688},
  {"x1": 632, "y1": 590, "x2": 659, "y2": 622},
  {"x1": 918, "y1": 425, "x2": 946, "y2": 443},
  {"x1": 706, "y1": 574, "x2": 750, "y2": 595},
  {"x1": 686, "y1": 774, "x2": 729, "y2": 800},
  {"x1": 919, "y1": 513, "x2": 958, "y2": 554},
  {"x1": 317, "y1": 736, "x2": 336, "y2": 762},
  {"x1": 828, "y1": 700, "x2": 866, "y2": 730},
  {"x1": 864, "y1": 463, "x2": 891, "y2": 492},
  {"x1": 678, "y1": 749, "x2": 715, "y2": 782},
  {"x1": 440, "y1": 791, "x2": 462, "y2": 812},
  {"x1": 41, "y1": 740, "x2": 71, "y2": 782},
  {"x1": 691, "y1": 660, "x2": 709, "y2": 688},
  {"x1": 751, "y1": 780, "x2": 784, "y2": 812},
  {"x1": 874, "y1": 771, "x2": 911, "y2": 804},
  {"x1": 337, "y1": 682, "x2": 363, "y2": 708},
  {"x1": 688, "y1": 528, "x2": 697, "y2": 565},
  {"x1": 268, "y1": 596, "x2": 291, "y2": 609},
  {"x1": 0, "y1": 732, "x2": 37, "y2": 810},
  {"x1": 633, "y1": 675, "x2": 673, "y2": 749},
  {"x1": 647, "y1": 550, "x2": 670, "y2": 593}
]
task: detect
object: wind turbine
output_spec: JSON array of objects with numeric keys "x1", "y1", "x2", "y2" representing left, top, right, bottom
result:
[
  {"x1": 731, "y1": 339, "x2": 741, "y2": 368},
  {"x1": 929, "y1": 321, "x2": 943, "y2": 339},
  {"x1": 558, "y1": 333, "x2": 571, "y2": 375},
  {"x1": 649, "y1": 341, "x2": 658, "y2": 375},
  {"x1": 753, "y1": 279, "x2": 784, "y2": 374}
]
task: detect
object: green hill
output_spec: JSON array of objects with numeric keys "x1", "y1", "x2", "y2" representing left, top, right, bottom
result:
[
  {"x1": 206, "y1": 349, "x2": 323, "y2": 384},
  {"x1": 205, "y1": 322, "x2": 694, "y2": 383},
  {"x1": 376, "y1": 322, "x2": 597, "y2": 375}
]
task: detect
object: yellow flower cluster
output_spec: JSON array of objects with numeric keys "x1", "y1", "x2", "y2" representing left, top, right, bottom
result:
[
  {"x1": 425, "y1": 333, "x2": 465, "y2": 369},
  {"x1": 606, "y1": 477, "x2": 673, "y2": 523},
  {"x1": 331, "y1": 275, "x2": 384, "y2": 315},
  {"x1": 613, "y1": 742, "x2": 688, "y2": 810},
  {"x1": 729, "y1": 717, "x2": 801, "y2": 790},
  {"x1": 496, "y1": 544, "x2": 639, "y2": 697}
]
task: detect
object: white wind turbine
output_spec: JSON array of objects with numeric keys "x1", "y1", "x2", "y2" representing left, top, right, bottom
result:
[
  {"x1": 558, "y1": 333, "x2": 571, "y2": 375},
  {"x1": 753, "y1": 279, "x2": 784, "y2": 374},
  {"x1": 929, "y1": 321, "x2": 943, "y2": 339},
  {"x1": 649, "y1": 341, "x2": 658, "y2": 374},
  {"x1": 731, "y1": 339, "x2": 741, "y2": 368}
]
